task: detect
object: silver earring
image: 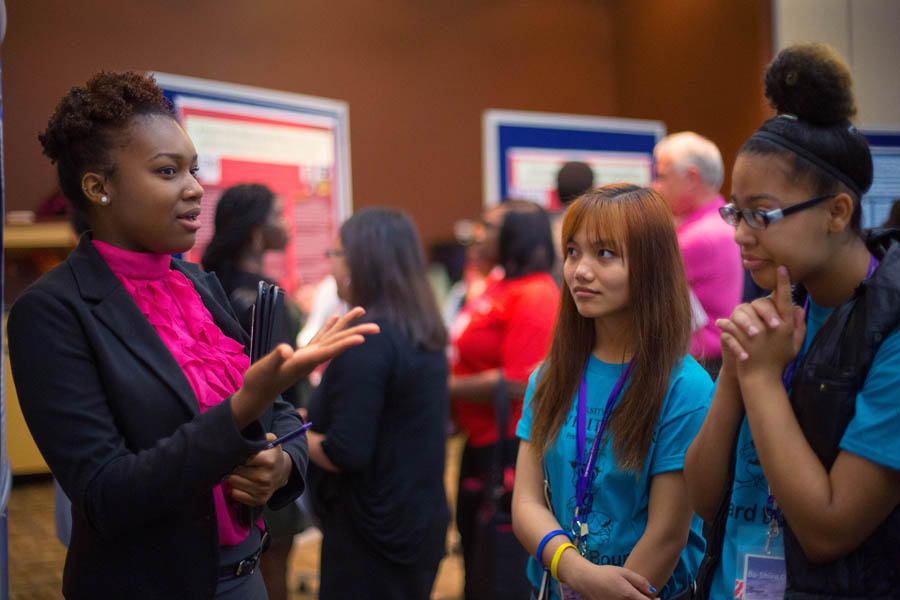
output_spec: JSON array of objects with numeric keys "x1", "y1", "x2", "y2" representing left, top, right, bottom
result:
[{"x1": 100, "y1": 196, "x2": 109, "y2": 205}]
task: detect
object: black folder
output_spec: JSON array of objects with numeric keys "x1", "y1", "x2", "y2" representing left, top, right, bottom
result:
[
  {"x1": 249, "y1": 280, "x2": 285, "y2": 362},
  {"x1": 238, "y1": 280, "x2": 285, "y2": 527}
]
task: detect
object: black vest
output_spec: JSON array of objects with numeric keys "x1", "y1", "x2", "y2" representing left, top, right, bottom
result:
[{"x1": 784, "y1": 228, "x2": 900, "y2": 599}]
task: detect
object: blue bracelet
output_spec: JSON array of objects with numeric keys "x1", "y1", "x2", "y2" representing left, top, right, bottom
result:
[{"x1": 536, "y1": 529, "x2": 571, "y2": 567}]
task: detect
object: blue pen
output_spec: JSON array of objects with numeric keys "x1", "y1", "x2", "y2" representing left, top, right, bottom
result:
[{"x1": 264, "y1": 421, "x2": 313, "y2": 449}]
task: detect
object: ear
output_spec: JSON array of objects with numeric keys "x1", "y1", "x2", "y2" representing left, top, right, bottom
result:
[
  {"x1": 81, "y1": 171, "x2": 108, "y2": 207},
  {"x1": 685, "y1": 166, "x2": 705, "y2": 191},
  {"x1": 827, "y1": 192, "x2": 855, "y2": 233}
]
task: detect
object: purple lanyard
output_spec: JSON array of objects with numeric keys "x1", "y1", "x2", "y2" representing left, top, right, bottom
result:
[
  {"x1": 572, "y1": 361, "x2": 633, "y2": 534},
  {"x1": 781, "y1": 254, "x2": 879, "y2": 388}
]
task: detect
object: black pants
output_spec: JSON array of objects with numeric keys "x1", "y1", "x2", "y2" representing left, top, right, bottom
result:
[
  {"x1": 456, "y1": 439, "x2": 528, "y2": 600},
  {"x1": 319, "y1": 501, "x2": 442, "y2": 600}
]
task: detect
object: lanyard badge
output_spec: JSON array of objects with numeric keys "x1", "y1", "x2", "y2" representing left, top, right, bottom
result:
[{"x1": 571, "y1": 361, "x2": 633, "y2": 554}]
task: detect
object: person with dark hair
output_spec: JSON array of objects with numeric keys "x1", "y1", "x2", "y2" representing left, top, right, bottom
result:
[
  {"x1": 305, "y1": 208, "x2": 450, "y2": 599},
  {"x1": 883, "y1": 198, "x2": 900, "y2": 229},
  {"x1": 7, "y1": 71, "x2": 377, "y2": 599},
  {"x1": 551, "y1": 162, "x2": 596, "y2": 283},
  {"x1": 202, "y1": 183, "x2": 288, "y2": 325},
  {"x1": 557, "y1": 161, "x2": 595, "y2": 207},
  {"x1": 449, "y1": 200, "x2": 559, "y2": 599},
  {"x1": 512, "y1": 184, "x2": 711, "y2": 599},
  {"x1": 202, "y1": 183, "x2": 307, "y2": 600},
  {"x1": 201, "y1": 184, "x2": 306, "y2": 399},
  {"x1": 685, "y1": 43, "x2": 900, "y2": 598}
]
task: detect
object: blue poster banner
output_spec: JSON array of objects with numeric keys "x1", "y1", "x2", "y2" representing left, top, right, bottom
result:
[{"x1": 483, "y1": 109, "x2": 665, "y2": 208}]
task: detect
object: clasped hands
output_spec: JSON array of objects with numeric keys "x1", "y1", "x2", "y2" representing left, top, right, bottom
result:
[
  {"x1": 227, "y1": 432, "x2": 292, "y2": 506},
  {"x1": 563, "y1": 563, "x2": 658, "y2": 600},
  {"x1": 716, "y1": 266, "x2": 807, "y2": 382}
]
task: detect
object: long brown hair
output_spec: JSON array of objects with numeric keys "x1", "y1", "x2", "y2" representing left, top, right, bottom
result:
[
  {"x1": 528, "y1": 184, "x2": 691, "y2": 472},
  {"x1": 340, "y1": 208, "x2": 447, "y2": 351}
]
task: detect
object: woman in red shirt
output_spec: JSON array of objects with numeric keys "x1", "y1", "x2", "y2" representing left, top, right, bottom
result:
[{"x1": 449, "y1": 201, "x2": 559, "y2": 599}]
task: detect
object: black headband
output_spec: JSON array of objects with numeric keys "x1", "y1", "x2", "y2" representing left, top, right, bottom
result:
[{"x1": 750, "y1": 129, "x2": 863, "y2": 198}]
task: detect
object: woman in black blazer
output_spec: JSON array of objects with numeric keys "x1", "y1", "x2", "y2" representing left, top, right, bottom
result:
[{"x1": 7, "y1": 71, "x2": 376, "y2": 599}]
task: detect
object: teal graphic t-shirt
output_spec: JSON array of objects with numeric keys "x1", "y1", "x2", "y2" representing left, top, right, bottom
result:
[
  {"x1": 517, "y1": 354, "x2": 712, "y2": 599},
  {"x1": 710, "y1": 299, "x2": 900, "y2": 599}
]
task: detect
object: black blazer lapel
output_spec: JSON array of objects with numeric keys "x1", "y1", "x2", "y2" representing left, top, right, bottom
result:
[{"x1": 68, "y1": 238, "x2": 200, "y2": 417}]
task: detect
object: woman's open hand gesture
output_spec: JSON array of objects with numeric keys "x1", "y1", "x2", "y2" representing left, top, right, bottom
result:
[{"x1": 232, "y1": 307, "x2": 379, "y2": 428}]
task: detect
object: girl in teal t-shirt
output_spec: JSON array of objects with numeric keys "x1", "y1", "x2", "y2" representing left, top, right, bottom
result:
[{"x1": 512, "y1": 184, "x2": 712, "y2": 599}]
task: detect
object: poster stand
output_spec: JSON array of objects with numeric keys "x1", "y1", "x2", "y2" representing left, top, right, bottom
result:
[{"x1": 483, "y1": 109, "x2": 665, "y2": 209}]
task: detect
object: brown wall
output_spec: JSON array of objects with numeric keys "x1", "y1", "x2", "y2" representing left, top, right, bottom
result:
[
  {"x1": 612, "y1": 0, "x2": 773, "y2": 197},
  {"x1": 2, "y1": 0, "x2": 769, "y2": 250}
]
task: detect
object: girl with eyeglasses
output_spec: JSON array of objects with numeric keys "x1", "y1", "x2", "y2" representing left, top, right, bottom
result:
[{"x1": 685, "y1": 44, "x2": 900, "y2": 599}]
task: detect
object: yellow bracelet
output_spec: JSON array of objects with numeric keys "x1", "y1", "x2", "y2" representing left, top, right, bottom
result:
[{"x1": 550, "y1": 542, "x2": 577, "y2": 582}]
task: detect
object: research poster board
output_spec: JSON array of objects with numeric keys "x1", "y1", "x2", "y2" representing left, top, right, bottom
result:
[
  {"x1": 152, "y1": 73, "x2": 352, "y2": 292},
  {"x1": 862, "y1": 129, "x2": 900, "y2": 229},
  {"x1": 483, "y1": 109, "x2": 665, "y2": 209}
]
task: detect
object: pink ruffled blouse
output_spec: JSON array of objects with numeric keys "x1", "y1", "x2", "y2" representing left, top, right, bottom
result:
[{"x1": 93, "y1": 240, "x2": 254, "y2": 546}]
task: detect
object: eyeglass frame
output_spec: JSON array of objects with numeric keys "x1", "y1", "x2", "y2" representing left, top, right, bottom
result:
[{"x1": 719, "y1": 194, "x2": 835, "y2": 230}]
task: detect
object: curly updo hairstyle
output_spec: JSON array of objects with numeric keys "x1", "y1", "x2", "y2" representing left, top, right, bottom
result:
[
  {"x1": 38, "y1": 71, "x2": 174, "y2": 226},
  {"x1": 741, "y1": 43, "x2": 873, "y2": 232}
]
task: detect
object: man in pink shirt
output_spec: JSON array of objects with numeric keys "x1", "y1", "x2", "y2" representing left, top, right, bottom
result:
[{"x1": 653, "y1": 132, "x2": 743, "y2": 374}]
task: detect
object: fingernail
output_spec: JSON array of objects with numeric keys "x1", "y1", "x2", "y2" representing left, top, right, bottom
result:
[
  {"x1": 739, "y1": 352, "x2": 749, "y2": 360},
  {"x1": 748, "y1": 326, "x2": 759, "y2": 336},
  {"x1": 770, "y1": 318, "x2": 781, "y2": 328},
  {"x1": 649, "y1": 586, "x2": 657, "y2": 594}
]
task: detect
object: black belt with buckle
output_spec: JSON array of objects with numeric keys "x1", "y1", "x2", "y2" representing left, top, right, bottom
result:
[{"x1": 219, "y1": 530, "x2": 271, "y2": 578}]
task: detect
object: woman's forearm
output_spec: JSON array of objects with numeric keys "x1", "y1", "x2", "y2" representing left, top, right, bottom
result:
[
  {"x1": 739, "y1": 371, "x2": 900, "y2": 562},
  {"x1": 448, "y1": 369, "x2": 502, "y2": 403},
  {"x1": 306, "y1": 430, "x2": 341, "y2": 472},
  {"x1": 624, "y1": 531, "x2": 686, "y2": 592},
  {"x1": 624, "y1": 470, "x2": 694, "y2": 590}
]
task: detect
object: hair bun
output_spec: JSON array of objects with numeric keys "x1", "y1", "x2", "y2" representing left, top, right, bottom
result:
[{"x1": 764, "y1": 43, "x2": 856, "y2": 126}]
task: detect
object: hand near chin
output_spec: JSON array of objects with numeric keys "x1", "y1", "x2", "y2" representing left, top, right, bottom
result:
[
  {"x1": 716, "y1": 266, "x2": 806, "y2": 382},
  {"x1": 232, "y1": 307, "x2": 379, "y2": 427},
  {"x1": 567, "y1": 564, "x2": 657, "y2": 600}
]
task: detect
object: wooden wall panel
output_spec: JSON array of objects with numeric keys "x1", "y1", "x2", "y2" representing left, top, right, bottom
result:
[{"x1": 2, "y1": 0, "x2": 770, "y2": 249}]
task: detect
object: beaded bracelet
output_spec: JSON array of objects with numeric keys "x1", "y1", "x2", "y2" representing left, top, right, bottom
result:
[
  {"x1": 536, "y1": 529, "x2": 571, "y2": 566},
  {"x1": 550, "y1": 543, "x2": 577, "y2": 582}
]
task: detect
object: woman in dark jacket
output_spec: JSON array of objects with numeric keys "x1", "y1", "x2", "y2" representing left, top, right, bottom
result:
[
  {"x1": 306, "y1": 208, "x2": 450, "y2": 599},
  {"x1": 7, "y1": 71, "x2": 376, "y2": 599}
]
